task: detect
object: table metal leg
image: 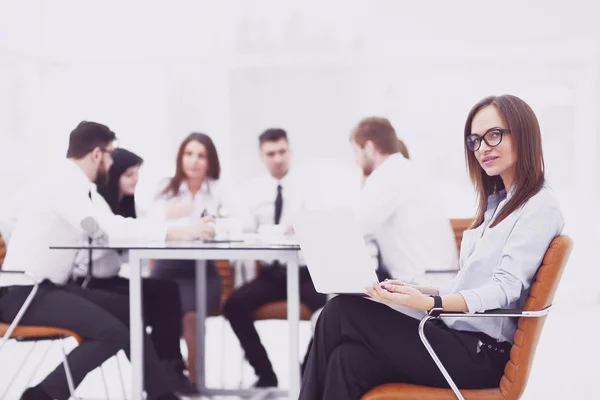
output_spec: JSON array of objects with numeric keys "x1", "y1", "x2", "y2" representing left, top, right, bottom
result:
[
  {"x1": 128, "y1": 251, "x2": 144, "y2": 400},
  {"x1": 286, "y1": 254, "x2": 300, "y2": 399},
  {"x1": 195, "y1": 260, "x2": 207, "y2": 392},
  {"x1": 118, "y1": 248, "x2": 300, "y2": 400}
]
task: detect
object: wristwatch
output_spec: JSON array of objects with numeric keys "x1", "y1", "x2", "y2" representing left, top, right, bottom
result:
[{"x1": 429, "y1": 295, "x2": 444, "y2": 317}]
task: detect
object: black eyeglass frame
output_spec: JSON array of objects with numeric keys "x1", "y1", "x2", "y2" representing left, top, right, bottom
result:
[{"x1": 466, "y1": 128, "x2": 511, "y2": 151}]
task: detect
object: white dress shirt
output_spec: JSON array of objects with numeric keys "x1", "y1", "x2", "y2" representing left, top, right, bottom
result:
[
  {"x1": 0, "y1": 160, "x2": 167, "y2": 287},
  {"x1": 440, "y1": 184, "x2": 564, "y2": 343},
  {"x1": 356, "y1": 154, "x2": 458, "y2": 283},
  {"x1": 149, "y1": 178, "x2": 240, "y2": 227},
  {"x1": 240, "y1": 171, "x2": 306, "y2": 234},
  {"x1": 71, "y1": 189, "x2": 134, "y2": 279}
]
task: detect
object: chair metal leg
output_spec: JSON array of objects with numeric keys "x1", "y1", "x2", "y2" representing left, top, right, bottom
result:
[
  {"x1": 23, "y1": 341, "x2": 54, "y2": 389},
  {"x1": 239, "y1": 338, "x2": 246, "y2": 388},
  {"x1": 233, "y1": 262, "x2": 248, "y2": 389},
  {"x1": 418, "y1": 315, "x2": 464, "y2": 400},
  {"x1": 0, "y1": 283, "x2": 40, "y2": 352},
  {"x1": 0, "y1": 341, "x2": 39, "y2": 400},
  {"x1": 114, "y1": 352, "x2": 128, "y2": 400},
  {"x1": 60, "y1": 340, "x2": 78, "y2": 400},
  {"x1": 216, "y1": 317, "x2": 226, "y2": 389},
  {"x1": 100, "y1": 364, "x2": 111, "y2": 400}
]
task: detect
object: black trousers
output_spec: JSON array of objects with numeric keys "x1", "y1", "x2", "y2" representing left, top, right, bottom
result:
[
  {"x1": 300, "y1": 295, "x2": 510, "y2": 400},
  {"x1": 72, "y1": 276, "x2": 184, "y2": 362},
  {"x1": 222, "y1": 266, "x2": 327, "y2": 380},
  {"x1": 300, "y1": 267, "x2": 392, "y2": 376},
  {"x1": 0, "y1": 282, "x2": 174, "y2": 400}
]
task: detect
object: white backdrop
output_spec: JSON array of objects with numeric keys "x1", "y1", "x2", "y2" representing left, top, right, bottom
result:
[{"x1": 1, "y1": 0, "x2": 599, "y2": 297}]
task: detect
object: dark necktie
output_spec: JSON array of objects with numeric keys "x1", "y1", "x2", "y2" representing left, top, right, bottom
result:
[
  {"x1": 271, "y1": 185, "x2": 284, "y2": 269},
  {"x1": 274, "y1": 184, "x2": 283, "y2": 225}
]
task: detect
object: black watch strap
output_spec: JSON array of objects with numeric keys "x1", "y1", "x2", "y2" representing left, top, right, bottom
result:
[{"x1": 429, "y1": 295, "x2": 443, "y2": 317}]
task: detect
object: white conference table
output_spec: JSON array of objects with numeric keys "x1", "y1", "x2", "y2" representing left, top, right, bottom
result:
[{"x1": 51, "y1": 237, "x2": 303, "y2": 400}]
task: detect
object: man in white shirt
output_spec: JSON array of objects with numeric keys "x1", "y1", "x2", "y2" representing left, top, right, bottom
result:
[
  {"x1": 69, "y1": 148, "x2": 195, "y2": 395},
  {"x1": 0, "y1": 122, "x2": 211, "y2": 400},
  {"x1": 222, "y1": 129, "x2": 327, "y2": 388},
  {"x1": 300, "y1": 120, "x2": 458, "y2": 375},
  {"x1": 350, "y1": 116, "x2": 458, "y2": 283}
]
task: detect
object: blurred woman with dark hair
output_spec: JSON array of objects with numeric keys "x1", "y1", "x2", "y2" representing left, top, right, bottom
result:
[
  {"x1": 150, "y1": 132, "x2": 239, "y2": 384},
  {"x1": 97, "y1": 147, "x2": 143, "y2": 218}
]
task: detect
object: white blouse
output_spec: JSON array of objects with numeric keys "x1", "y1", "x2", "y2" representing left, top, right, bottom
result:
[
  {"x1": 149, "y1": 178, "x2": 242, "y2": 230},
  {"x1": 440, "y1": 183, "x2": 565, "y2": 343}
]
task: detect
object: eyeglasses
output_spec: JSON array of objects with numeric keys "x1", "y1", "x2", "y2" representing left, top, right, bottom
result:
[
  {"x1": 100, "y1": 143, "x2": 118, "y2": 154},
  {"x1": 465, "y1": 128, "x2": 510, "y2": 152}
]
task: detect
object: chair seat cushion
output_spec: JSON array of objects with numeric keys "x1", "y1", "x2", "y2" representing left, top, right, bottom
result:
[
  {"x1": 254, "y1": 301, "x2": 312, "y2": 321},
  {"x1": 0, "y1": 323, "x2": 84, "y2": 344},
  {"x1": 361, "y1": 383, "x2": 503, "y2": 400}
]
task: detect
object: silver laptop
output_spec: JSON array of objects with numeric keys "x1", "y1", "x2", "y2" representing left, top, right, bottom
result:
[{"x1": 293, "y1": 207, "x2": 379, "y2": 295}]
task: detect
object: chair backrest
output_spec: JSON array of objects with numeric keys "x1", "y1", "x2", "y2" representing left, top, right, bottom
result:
[
  {"x1": 0, "y1": 233, "x2": 6, "y2": 269},
  {"x1": 499, "y1": 235, "x2": 573, "y2": 399},
  {"x1": 449, "y1": 218, "x2": 474, "y2": 252},
  {"x1": 214, "y1": 260, "x2": 234, "y2": 315}
]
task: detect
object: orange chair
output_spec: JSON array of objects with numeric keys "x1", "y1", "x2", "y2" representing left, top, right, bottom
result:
[
  {"x1": 361, "y1": 235, "x2": 573, "y2": 400},
  {"x1": 0, "y1": 267, "x2": 82, "y2": 398},
  {"x1": 424, "y1": 218, "x2": 473, "y2": 277},
  {"x1": 254, "y1": 301, "x2": 312, "y2": 321},
  {"x1": 449, "y1": 218, "x2": 474, "y2": 253},
  {"x1": 0, "y1": 233, "x2": 125, "y2": 399},
  {"x1": 251, "y1": 261, "x2": 313, "y2": 322},
  {"x1": 0, "y1": 234, "x2": 6, "y2": 267},
  {"x1": 214, "y1": 259, "x2": 236, "y2": 316}
]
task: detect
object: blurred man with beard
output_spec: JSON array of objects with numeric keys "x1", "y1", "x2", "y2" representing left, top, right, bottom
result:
[
  {"x1": 0, "y1": 121, "x2": 206, "y2": 400},
  {"x1": 350, "y1": 117, "x2": 458, "y2": 284},
  {"x1": 300, "y1": 118, "x2": 459, "y2": 378}
]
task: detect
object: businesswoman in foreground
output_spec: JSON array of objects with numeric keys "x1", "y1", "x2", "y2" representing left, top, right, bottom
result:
[{"x1": 299, "y1": 94, "x2": 565, "y2": 399}]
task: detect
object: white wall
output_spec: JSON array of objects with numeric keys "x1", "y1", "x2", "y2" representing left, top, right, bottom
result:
[{"x1": 1, "y1": 0, "x2": 599, "y2": 294}]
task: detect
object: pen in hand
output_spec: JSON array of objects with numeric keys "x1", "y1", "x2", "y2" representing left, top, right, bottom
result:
[{"x1": 200, "y1": 208, "x2": 216, "y2": 219}]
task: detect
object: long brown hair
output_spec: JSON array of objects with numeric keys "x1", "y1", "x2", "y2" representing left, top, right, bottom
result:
[
  {"x1": 160, "y1": 132, "x2": 221, "y2": 198},
  {"x1": 465, "y1": 95, "x2": 545, "y2": 229}
]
